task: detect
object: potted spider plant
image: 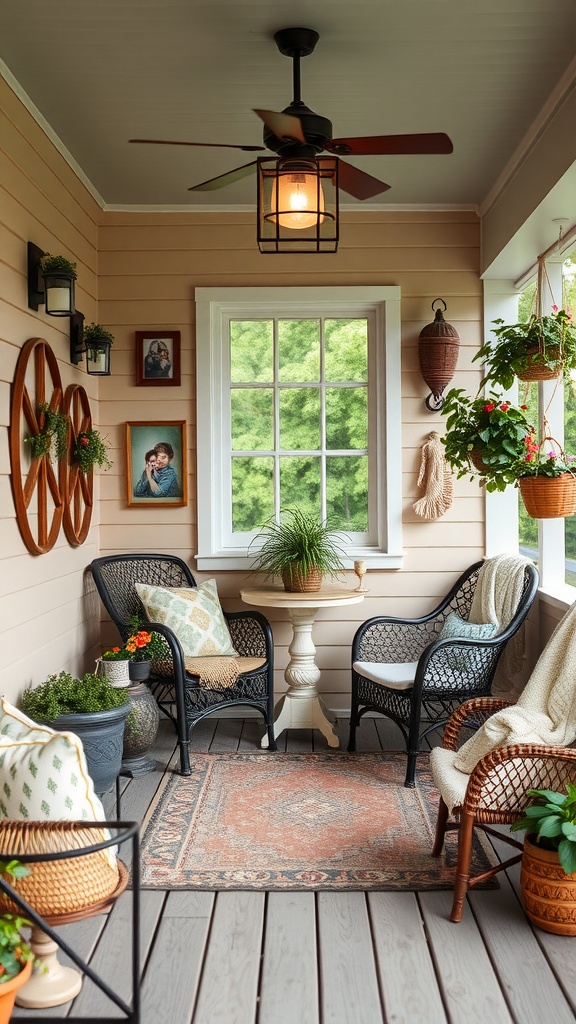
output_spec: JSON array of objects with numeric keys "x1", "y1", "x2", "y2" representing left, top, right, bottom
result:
[
  {"x1": 473, "y1": 307, "x2": 576, "y2": 389},
  {"x1": 511, "y1": 784, "x2": 576, "y2": 934},
  {"x1": 249, "y1": 507, "x2": 346, "y2": 592}
]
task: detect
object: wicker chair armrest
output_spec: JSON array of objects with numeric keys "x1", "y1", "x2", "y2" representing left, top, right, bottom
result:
[
  {"x1": 463, "y1": 743, "x2": 576, "y2": 818},
  {"x1": 145, "y1": 621, "x2": 189, "y2": 688},
  {"x1": 225, "y1": 610, "x2": 273, "y2": 661},
  {"x1": 440, "y1": 697, "x2": 514, "y2": 750}
]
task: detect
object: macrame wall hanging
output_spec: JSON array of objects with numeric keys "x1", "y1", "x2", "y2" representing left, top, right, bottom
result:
[{"x1": 412, "y1": 431, "x2": 453, "y2": 520}]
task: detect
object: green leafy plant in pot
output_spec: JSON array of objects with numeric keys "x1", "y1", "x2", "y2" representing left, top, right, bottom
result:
[
  {"x1": 473, "y1": 307, "x2": 576, "y2": 389},
  {"x1": 511, "y1": 784, "x2": 576, "y2": 935},
  {"x1": 249, "y1": 507, "x2": 346, "y2": 592},
  {"x1": 441, "y1": 388, "x2": 536, "y2": 492},
  {"x1": 0, "y1": 858, "x2": 35, "y2": 1018},
  {"x1": 20, "y1": 672, "x2": 129, "y2": 795}
]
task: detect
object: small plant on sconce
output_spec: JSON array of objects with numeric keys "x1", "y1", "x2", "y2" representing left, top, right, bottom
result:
[
  {"x1": 38, "y1": 253, "x2": 77, "y2": 277},
  {"x1": 83, "y1": 323, "x2": 115, "y2": 347}
]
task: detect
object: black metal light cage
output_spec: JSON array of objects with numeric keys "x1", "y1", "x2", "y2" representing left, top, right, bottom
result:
[
  {"x1": 257, "y1": 155, "x2": 339, "y2": 253},
  {"x1": 27, "y1": 241, "x2": 76, "y2": 316},
  {"x1": 70, "y1": 311, "x2": 112, "y2": 375}
]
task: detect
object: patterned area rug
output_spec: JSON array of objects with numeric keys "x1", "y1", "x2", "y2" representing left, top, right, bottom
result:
[{"x1": 139, "y1": 752, "x2": 497, "y2": 891}]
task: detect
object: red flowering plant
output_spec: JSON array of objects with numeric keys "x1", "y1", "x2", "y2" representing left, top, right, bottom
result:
[
  {"x1": 513, "y1": 435, "x2": 576, "y2": 480},
  {"x1": 71, "y1": 428, "x2": 113, "y2": 473},
  {"x1": 441, "y1": 388, "x2": 537, "y2": 492},
  {"x1": 123, "y1": 616, "x2": 167, "y2": 663}
]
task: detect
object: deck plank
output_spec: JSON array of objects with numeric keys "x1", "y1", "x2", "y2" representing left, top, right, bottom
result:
[
  {"x1": 193, "y1": 891, "x2": 265, "y2": 1024},
  {"x1": 259, "y1": 892, "x2": 319, "y2": 1024},
  {"x1": 369, "y1": 891, "x2": 448, "y2": 1024},
  {"x1": 140, "y1": 914, "x2": 211, "y2": 1024},
  {"x1": 419, "y1": 890, "x2": 514, "y2": 1024},
  {"x1": 317, "y1": 892, "x2": 384, "y2": 1024}
]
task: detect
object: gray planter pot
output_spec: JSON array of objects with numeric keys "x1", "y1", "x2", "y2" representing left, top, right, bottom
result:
[{"x1": 48, "y1": 703, "x2": 130, "y2": 795}]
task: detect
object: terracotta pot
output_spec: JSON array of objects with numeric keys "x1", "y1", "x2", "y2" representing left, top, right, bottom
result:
[
  {"x1": 0, "y1": 958, "x2": 32, "y2": 1024},
  {"x1": 521, "y1": 837, "x2": 576, "y2": 935},
  {"x1": 518, "y1": 473, "x2": 576, "y2": 519},
  {"x1": 281, "y1": 566, "x2": 323, "y2": 593}
]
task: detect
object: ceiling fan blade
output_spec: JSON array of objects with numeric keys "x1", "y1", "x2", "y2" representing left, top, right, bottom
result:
[
  {"x1": 253, "y1": 109, "x2": 306, "y2": 144},
  {"x1": 327, "y1": 133, "x2": 453, "y2": 156},
  {"x1": 130, "y1": 138, "x2": 264, "y2": 152},
  {"x1": 188, "y1": 161, "x2": 258, "y2": 192},
  {"x1": 338, "y1": 161, "x2": 391, "y2": 200}
]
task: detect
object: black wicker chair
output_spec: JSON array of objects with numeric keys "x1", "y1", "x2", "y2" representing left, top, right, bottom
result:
[
  {"x1": 90, "y1": 554, "x2": 276, "y2": 774},
  {"x1": 347, "y1": 559, "x2": 539, "y2": 786}
]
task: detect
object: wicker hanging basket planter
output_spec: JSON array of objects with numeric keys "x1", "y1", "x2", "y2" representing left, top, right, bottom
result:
[
  {"x1": 518, "y1": 473, "x2": 576, "y2": 519},
  {"x1": 470, "y1": 449, "x2": 489, "y2": 474},
  {"x1": 515, "y1": 346, "x2": 563, "y2": 382}
]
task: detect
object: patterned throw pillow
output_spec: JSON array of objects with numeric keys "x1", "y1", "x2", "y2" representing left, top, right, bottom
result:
[
  {"x1": 438, "y1": 612, "x2": 497, "y2": 670},
  {"x1": 135, "y1": 579, "x2": 239, "y2": 657},
  {"x1": 0, "y1": 698, "x2": 107, "y2": 822}
]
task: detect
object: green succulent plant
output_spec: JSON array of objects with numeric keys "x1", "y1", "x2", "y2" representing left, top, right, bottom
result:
[{"x1": 511, "y1": 784, "x2": 576, "y2": 874}]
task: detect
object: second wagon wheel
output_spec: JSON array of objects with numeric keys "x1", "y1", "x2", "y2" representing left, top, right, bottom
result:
[
  {"x1": 62, "y1": 384, "x2": 94, "y2": 546},
  {"x1": 9, "y1": 338, "x2": 65, "y2": 555}
]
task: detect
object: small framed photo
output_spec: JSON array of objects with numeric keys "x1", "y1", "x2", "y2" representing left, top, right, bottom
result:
[
  {"x1": 126, "y1": 421, "x2": 188, "y2": 508},
  {"x1": 135, "y1": 330, "x2": 181, "y2": 387}
]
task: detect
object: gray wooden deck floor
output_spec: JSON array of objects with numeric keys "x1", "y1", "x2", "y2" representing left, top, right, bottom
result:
[{"x1": 15, "y1": 717, "x2": 576, "y2": 1024}]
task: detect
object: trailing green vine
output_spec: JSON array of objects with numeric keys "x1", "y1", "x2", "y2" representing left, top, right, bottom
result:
[
  {"x1": 72, "y1": 429, "x2": 113, "y2": 472},
  {"x1": 24, "y1": 404, "x2": 68, "y2": 460}
]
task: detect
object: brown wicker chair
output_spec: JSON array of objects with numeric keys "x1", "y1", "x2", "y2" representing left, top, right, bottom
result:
[{"x1": 431, "y1": 696, "x2": 576, "y2": 922}]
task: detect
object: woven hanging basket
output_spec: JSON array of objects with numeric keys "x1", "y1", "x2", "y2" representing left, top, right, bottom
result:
[
  {"x1": 418, "y1": 299, "x2": 460, "y2": 407},
  {"x1": 470, "y1": 449, "x2": 489, "y2": 474},
  {"x1": 516, "y1": 346, "x2": 563, "y2": 382},
  {"x1": 281, "y1": 565, "x2": 323, "y2": 592},
  {"x1": 0, "y1": 820, "x2": 120, "y2": 917},
  {"x1": 519, "y1": 473, "x2": 576, "y2": 519}
]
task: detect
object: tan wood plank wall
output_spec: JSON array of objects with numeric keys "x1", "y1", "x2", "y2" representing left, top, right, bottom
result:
[
  {"x1": 0, "y1": 76, "x2": 102, "y2": 697},
  {"x1": 98, "y1": 208, "x2": 486, "y2": 710}
]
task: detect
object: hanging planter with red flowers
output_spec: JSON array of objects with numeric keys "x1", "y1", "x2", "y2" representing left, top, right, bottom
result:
[{"x1": 71, "y1": 428, "x2": 113, "y2": 473}]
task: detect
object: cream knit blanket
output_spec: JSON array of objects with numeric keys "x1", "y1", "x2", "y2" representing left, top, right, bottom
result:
[
  {"x1": 431, "y1": 598, "x2": 576, "y2": 813},
  {"x1": 469, "y1": 553, "x2": 532, "y2": 696}
]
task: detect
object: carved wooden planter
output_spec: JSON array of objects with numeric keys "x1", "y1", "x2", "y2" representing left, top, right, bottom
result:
[{"x1": 520, "y1": 837, "x2": 576, "y2": 935}]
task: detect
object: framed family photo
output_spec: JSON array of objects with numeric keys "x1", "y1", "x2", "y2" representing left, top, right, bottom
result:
[
  {"x1": 135, "y1": 330, "x2": 181, "y2": 387},
  {"x1": 126, "y1": 421, "x2": 188, "y2": 508}
]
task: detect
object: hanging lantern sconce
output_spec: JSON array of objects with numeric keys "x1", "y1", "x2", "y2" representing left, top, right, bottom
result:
[{"x1": 418, "y1": 298, "x2": 460, "y2": 411}]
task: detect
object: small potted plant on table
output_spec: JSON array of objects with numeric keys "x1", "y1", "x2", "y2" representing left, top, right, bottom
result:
[
  {"x1": 511, "y1": 784, "x2": 576, "y2": 934},
  {"x1": 249, "y1": 507, "x2": 346, "y2": 592}
]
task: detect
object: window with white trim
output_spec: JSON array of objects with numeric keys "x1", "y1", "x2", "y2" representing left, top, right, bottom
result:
[{"x1": 195, "y1": 287, "x2": 403, "y2": 571}]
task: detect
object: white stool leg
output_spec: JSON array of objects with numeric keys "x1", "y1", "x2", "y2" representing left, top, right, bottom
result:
[{"x1": 15, "y1": 924, "x2": 83, "y2": 1008}]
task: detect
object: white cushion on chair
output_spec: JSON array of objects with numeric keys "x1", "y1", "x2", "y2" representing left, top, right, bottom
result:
[{"x1": 353, "y1": 661, "x2": 418, "y2": 690}]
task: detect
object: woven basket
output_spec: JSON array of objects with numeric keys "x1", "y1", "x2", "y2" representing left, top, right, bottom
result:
[
  {"x1": 0, "y1": 820, "x2": 120, "y2": 917},
  {"x1": 516, "y1": 346, "x2": 562, "y2": 382},
  {"x1": 470, "y1": 449, "x2": 489, "y2": 474},
  {"x1": 519, "y1": 473, "x2": 576, "y2": 519},
  {"x1": 281, "y1": 566, "x2": 323, "y2": 592}
]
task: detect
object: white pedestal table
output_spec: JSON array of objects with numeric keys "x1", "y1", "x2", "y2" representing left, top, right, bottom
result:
[{"x1": 240, "y1": 585, "x2": 365, "y2": 749}]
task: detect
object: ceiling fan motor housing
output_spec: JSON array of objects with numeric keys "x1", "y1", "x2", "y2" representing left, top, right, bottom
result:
[{"x1": 263, "y1": 106, "x2": 333, "y2": 155}]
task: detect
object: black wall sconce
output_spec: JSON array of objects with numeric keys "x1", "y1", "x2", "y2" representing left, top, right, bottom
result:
[
  {"x1": 257, "y1": 155, "x2": 339, "y2": 253},
  {"x1": 70, "y1": 313, "x2": 112, "y2": 376},
  {"x1": 27, "y1": 242, "x2": 76, "y2": 316},
  {"x1": 418, "y1": 298, "x2": 460, "y2": 411}
]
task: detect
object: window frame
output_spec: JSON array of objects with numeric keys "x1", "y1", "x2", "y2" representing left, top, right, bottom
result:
[{"x1": 195, "y1": 286, "x2": 403, "y2": 571}]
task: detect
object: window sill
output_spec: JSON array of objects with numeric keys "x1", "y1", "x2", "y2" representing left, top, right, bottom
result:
[
  {"x1": 195, "y1": 551, "x2": 404, "y2": 572},
  {"x1": 537, "y1": 584, "x2": 576, "y2": 613}
]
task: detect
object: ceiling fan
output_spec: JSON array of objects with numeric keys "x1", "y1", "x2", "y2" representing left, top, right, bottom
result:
[{"x1": 130, "y1": 27, "x2": 453, "y2": 200}]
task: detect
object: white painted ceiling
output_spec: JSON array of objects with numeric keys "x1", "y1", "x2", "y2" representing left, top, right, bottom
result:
[{"x1": 1, "y1": 0, "x2": 576, "y2": 222}]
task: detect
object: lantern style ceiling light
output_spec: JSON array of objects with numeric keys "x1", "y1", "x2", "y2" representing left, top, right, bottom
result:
[
  {"x1": 418, "y1": 298, "x2": 460, "y2": 411},
  {"x1": 27, "y1": 242, "x2": 76, "y2": 316},
  {"x1": 257, "y1": 155, "x2": 339, "y2": 253}
]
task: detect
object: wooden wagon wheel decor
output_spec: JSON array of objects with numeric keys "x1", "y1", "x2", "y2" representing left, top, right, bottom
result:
[
  {"x1": 61, "y1": 383, "x2": 94, "y2": 546},
  {"x1": 9, "y1": 338, "x2": 65, "y2": 555}
]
